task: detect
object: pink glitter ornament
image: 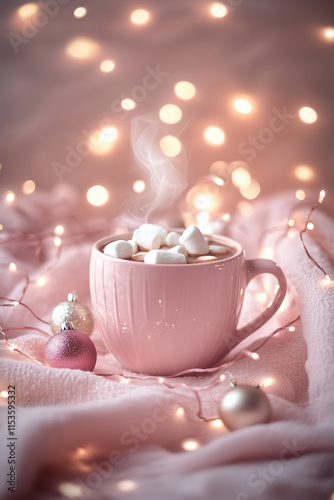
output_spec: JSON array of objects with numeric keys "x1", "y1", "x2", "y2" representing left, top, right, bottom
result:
[{"x1": 44, "y1": 326, "x2": 97, "y2": 371}]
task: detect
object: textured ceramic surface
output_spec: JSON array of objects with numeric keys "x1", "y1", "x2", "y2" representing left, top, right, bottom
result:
[{"x1": 90, "y1": 233, "x2": 287, "y2": 375}]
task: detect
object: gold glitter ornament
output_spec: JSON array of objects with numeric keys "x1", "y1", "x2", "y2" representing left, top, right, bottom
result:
[{"x1": 50, "y1": 293, "x2": 94, "y2": 337}]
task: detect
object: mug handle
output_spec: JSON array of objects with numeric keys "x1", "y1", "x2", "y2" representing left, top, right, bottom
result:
[{"x1": 233, "y1": 258, "x2": 287, "y2": 348}]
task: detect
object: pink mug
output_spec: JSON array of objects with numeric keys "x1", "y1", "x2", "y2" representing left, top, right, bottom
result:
[{"x1": 90, "y1": 232, "x2": 287, "y2": 375}]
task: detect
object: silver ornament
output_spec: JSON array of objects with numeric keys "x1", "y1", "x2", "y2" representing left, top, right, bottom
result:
[
  {"x1": 50, "y1": 293, "x2": 94, "y2": 337},
  {"x1": 218, "y1": 380, "x2": 271, "y2": 431}
]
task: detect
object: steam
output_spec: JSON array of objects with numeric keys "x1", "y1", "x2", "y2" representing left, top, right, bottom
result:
[{"x1": 121, "y1": 113, "x2": 188, "y2": 228}]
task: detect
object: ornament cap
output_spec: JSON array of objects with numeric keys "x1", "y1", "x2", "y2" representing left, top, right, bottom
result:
[
  {"x1": 61, "y1": 321, "x2": 75, "y2": 331},
  {"x1": 67, "y1": 292, "x2": 78, "y2": 302}
]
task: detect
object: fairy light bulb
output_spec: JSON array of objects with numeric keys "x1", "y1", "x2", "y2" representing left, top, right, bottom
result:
[
  {"x1": 318, "y1": 190, "x2": 326, "y2": 203},
  {"x1": 210, "y1": 419, "x2": 224, "y2": 428},
  {"x1": 54, "y1": 236, "x2": 62, "y2": 247},
  {"x1": 175, "y1": 407, "x2": 185, "y2": 417},
  {"x1": 251, "y1": 352, "x2": 260, "y2": 360},
  {"x1": 181, "y1": 439, "x2": 200, "y2": 451},
  {"x1": 8, "y1": 262, "x2": 17, "y2": 272}
]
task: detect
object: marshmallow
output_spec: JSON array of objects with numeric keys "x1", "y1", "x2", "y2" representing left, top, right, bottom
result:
[
  {"x1": 168, "y1": 245, "x2": 188, "y2": 257},
  {"x1": 165, "y1": 231, "x2": 180, "y2": 247},
  {"x1": 194, "y1": 255, "x2": 219, "y2": 262},
  {"x1": 127, "y1": 240, "x2": 138, "y2": 254},
  {"x1": 144, "y1": 250, "x2": 186, "y2": 264},
  {"x1": 179, "y1": 225, "x2": 210, "y2": 255},
  {"x1": 104, "y1": 240, "x2": 133, "y2": 259},
  {"x1": 132, "y1": 228, "x2": 162, "y2": 251},
  {"x1": 138, "y1": 223, "x2": 168, "y2": 244},
  {"x1": 209, "y1": 245, "x2": 227, "y2": 255},
  {"x1": 131, "y1": 251, "x2": 146, "y2": 262}
]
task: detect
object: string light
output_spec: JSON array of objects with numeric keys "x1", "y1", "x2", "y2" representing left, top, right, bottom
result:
[
  {"x1": 36, "y1": 276, "x2": 47, "y2": 287},
  {"x1": 0, "y1": 390, "x2": 8, "y2": 398},
  {"x1": 250, "y1": 352, "x2": 260, "y2": 360},
  {"x1": 54, "y1": 236, "x2": 62, "y2": 247},
  {"x1": 175, "y1": 407, "x2": 185, "y2": 417},
  {"x1": 210, "y1": 419, "x2": 224, "y2": 428},
  {"x1": 306, "y1": 222, "x2": 314, "y2": 231},
  {"x1": 323, "y1": 27, "x2": 334, "y2": 40},
  {"x1": 8, "y1": 262, "x2": 17, "y2": 272}
]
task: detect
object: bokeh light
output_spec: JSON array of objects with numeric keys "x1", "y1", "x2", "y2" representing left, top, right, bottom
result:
[
  {"x1": 133, "y1": 180, "x2": 146, "y2": 193},
  {"x1": 131, "y1": 9, "x2": 150, "y2": 25},
  {"x1": 159, "y1": 104, "x2": 182, "y2": 124},
  {"x1": 17, "y1": 3, "x2": 39, "y2": 18},
  {"x1": 54, "y1": 225, "x2": 64, "y2": 235},
  {"x1": 9, "y1": 262, "x2": 17, "y2": 272},
  {"x1": 121, "y1": 98, "x2": 136, "y2": 110},
  {"x1": 240, "y1": 180, "x2": 261, "y2": 200},
  {"x1": 73, "y1": 7, "x2": 87, "y2": 19},
  {"x1": 100, "y1": 60, "x2": 115, "y2": 72},
  {"x1": 231, "y1": 168, "x2": 251, "y2": 189},
  {"x1": 323, "y1": 27, "x2": 334, "y2": 40},
  {"x1": 36, "y1": 276, "x2": 47, "y2": 287},
  {"x1": 181, "y1": 439, "x2": 200, "y2": 451},
  {"x1": 66, "y1": 38, "x2": 99, "y2": 60},
  {"x1": 3, "y1": 191, "x2": 15, "y2": 204},
  {"x1": 174, "y1": 81, "x2": 196, "y2": 100},
  {"x1": 293, "y1": 164, "x2": 314, "y2": 182},
  {"x1": 295, "y1": 189, "x2": 306, "y2": 201},
  {"x1": 87, "y1": 185, "x2": 109, "y2": 206},
  {"x1": 204, "y1": 126, "x2": 225, "y2": 145},
  {"x1": 210, "y1": 3, "x2": 228, "y2": 18},
  {"x1": 22, "y1": 180, "x2": 36, "y2": 195},
  {"x1": 159, "y1": 135, "x2": 182, "y2": 157},
  {"x1": 298, "y1": 106, "x2": 317, "y2": 124},
  {"x1": 233, "y1": 98, "x2": 253, "y2": 114},
  {"x1": 116, "y1": 480, "x2": 137, "y2": 492},
  {"x1": 186, "y1": 181, "x2": 223, "y2": 213},
  {"x1": 58, "y1": 481, "x2": 86, "y2": 498},
  {"x1": 101, "y1": 126, "x2": 118, "y2": 143}
]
